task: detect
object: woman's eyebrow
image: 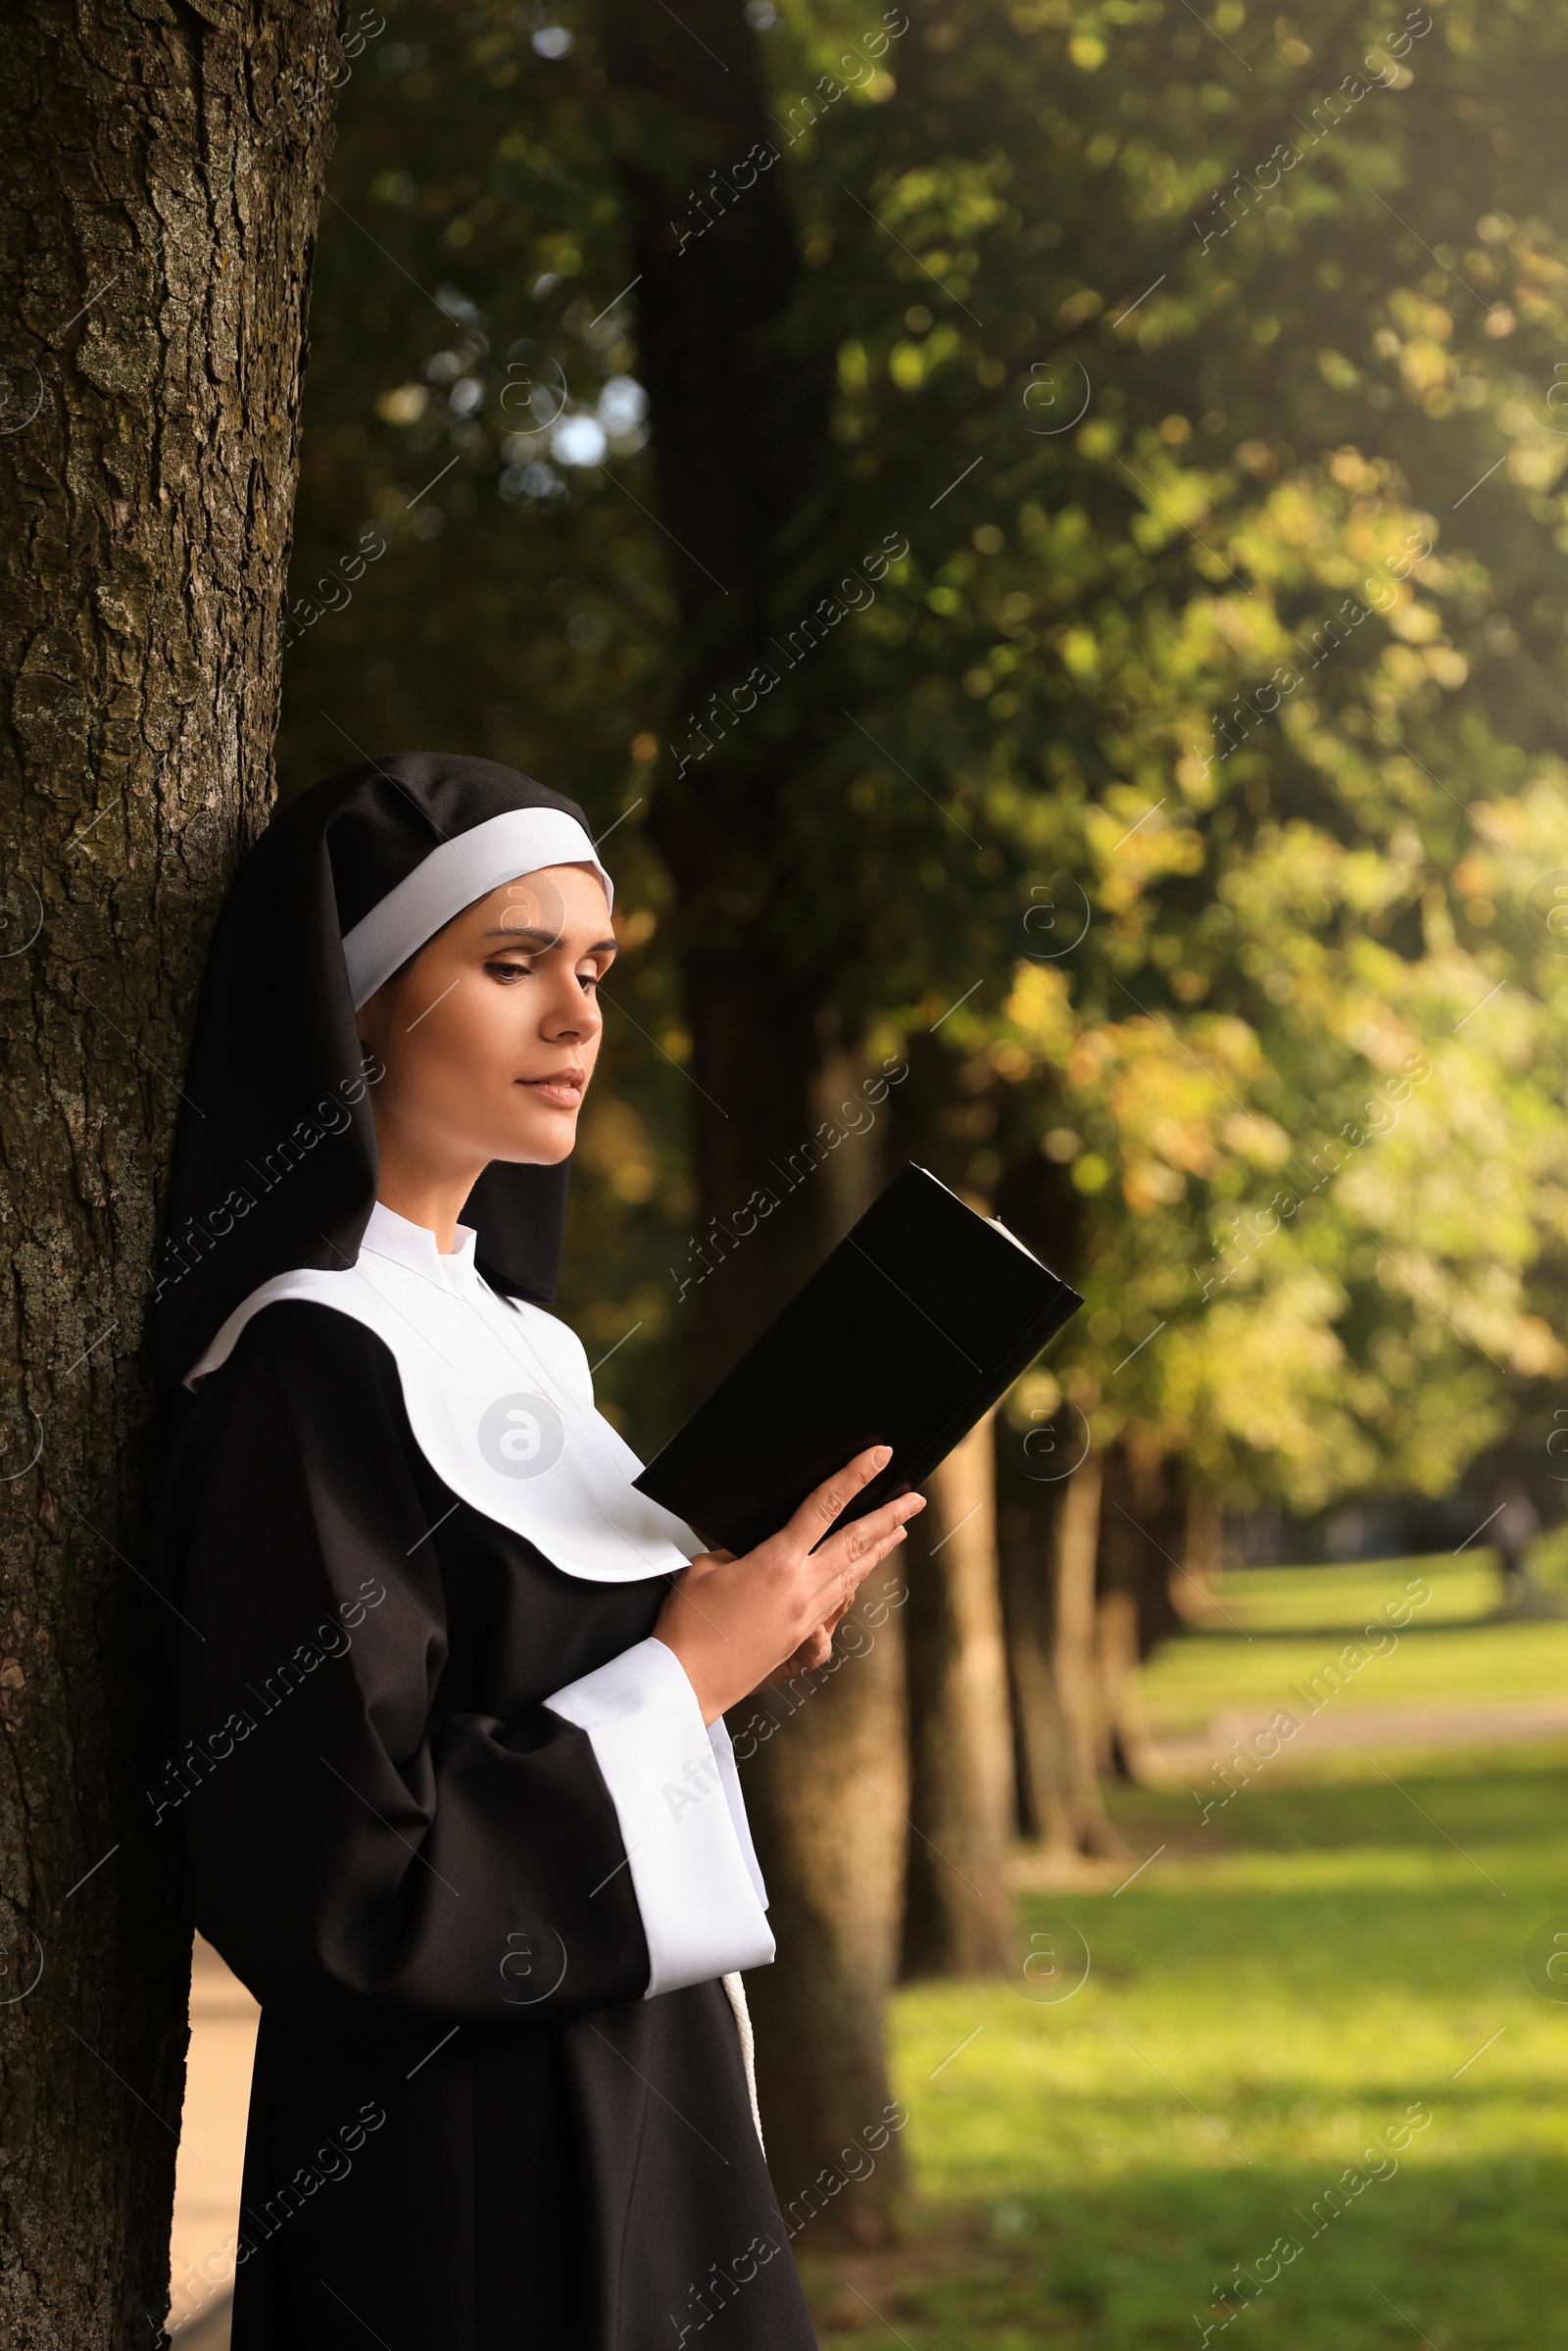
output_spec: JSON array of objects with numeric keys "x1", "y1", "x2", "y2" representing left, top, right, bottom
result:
[{"x1": 483, "y1": 925, "x2": 618, "y2": 954}]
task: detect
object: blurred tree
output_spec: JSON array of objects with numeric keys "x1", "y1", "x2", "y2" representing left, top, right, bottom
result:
[
  {"x1": 278, "y1": 0, "x2": 1568, "y2": 2237},
  {"x1": 595, "y1": 0, "x2": 924, "y2": 2223},
  {"x1": 899, "y1": 1412, "x2": 1016, "y2": 1972},
  {"x1": 881, "y1": 1038, "x2": 1028, "y2": 1955},
  {"x1": 810, "y1": 0, "x2": 1568, "y2": 1630},
  {"x1": 997, "y1": 1439, "x2": 1127, "y2": 1852}
]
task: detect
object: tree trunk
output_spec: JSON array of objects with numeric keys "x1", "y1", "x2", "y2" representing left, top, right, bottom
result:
[
  {"x1": 878, "y1": 1033, "x2": 1018, "y2": 1964},
  {"x1": 1096, "y1": 1443, "x2": 1179, "y2": 1782},
  {"x1": 599, "y1": 0, "x2": 909, "y2": 2241},
  {"x1": 1048, "y1": 1452, "x2": 1128, "y2": 1859},
  {"x1": 1101, "y1": 1439, "x2": 1184, "y2": 1660},
  {"x1": 1094, "y1": 1589, "x2": 1156, "y2": 1785},
  {"x1": 901, "y1": 1411, "x2": 1013, "y2": 1977},
  {"x1": 731, "y1": 1555, "x2": 911, "y2": 2247},
  {"x1": 996, "y1": 1458, "x2": 1073, "y2": 1851},
  {"x1": 733, "y1": 1047, "x2": 910, "y2": 2242},
  {"x1": 0, "y1": 5, "x2": 339, "y2": 2338},
  {"x1": 992, "y1": 1146, "x2": 1094, "y2": 1858},
  {"x1": 1172, "y1": 1484, "x2": 1226, "y2": 1623}
]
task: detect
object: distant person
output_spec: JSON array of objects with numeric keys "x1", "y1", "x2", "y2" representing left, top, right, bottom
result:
[{"x1": 1494, "y1": 1479, "x2": 1541, "y2": 1600}]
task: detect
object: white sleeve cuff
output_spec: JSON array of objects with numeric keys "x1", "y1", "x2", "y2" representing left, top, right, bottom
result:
[
  {"x1": 543, "y1": 1636, "x2": 775, "y2": 1998},
  {"x1": 709, "y1": 1711, "x2": 769, "y2": 1913}
]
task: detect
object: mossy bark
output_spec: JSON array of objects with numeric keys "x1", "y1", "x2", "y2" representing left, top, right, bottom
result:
[{"x1": 0, "y1": 3, "x2": 340, "y2": 2335}]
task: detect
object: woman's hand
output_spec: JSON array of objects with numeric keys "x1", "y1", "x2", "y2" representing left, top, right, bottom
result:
[{"x1": 652, "y1": 1445, "x2": 924, "y2": 1726}]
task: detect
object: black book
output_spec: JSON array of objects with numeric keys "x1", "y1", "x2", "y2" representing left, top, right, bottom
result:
[{"x1": 633, "y1": 1161, "x2": 1083, "y2": 1555}]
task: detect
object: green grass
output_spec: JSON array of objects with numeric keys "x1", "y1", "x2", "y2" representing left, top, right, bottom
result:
[
  {"x1": 1193, "y1": 1554, "x2": 1503, "y2": 1633},
  {"x1": 799, "y1": 1561, "x2": 1568, "y2": 2349},
  {"x1": 1140, "y1": 1553, "x2": 1568, "y2": 1736}
]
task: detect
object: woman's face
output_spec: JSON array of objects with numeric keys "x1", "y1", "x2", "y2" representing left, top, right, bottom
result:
[{"x1": 357, "y1": 862, "x2": 616, "y2": 1178}]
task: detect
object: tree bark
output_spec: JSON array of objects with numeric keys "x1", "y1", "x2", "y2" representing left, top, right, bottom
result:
[
  {"x1": 1096, "y1": 1443, "x2": 1179, "y2": 1782},
  {"x1": 991, "y1": 1122, "x2": 1100, "y2": 1855},
  {"x1": 0, "y1": 5, "x2": 339, "y2": 2338},
  {"x1": 877, "y1": 1034, "x2": 1018, "y2": 1967},
  {"x1": 1047, "y1": 1453, "x2": 1127, "y2": 1859},
  {"x1": 1172, "y1": 1484, "x2": 1226, "y2": 1623},
  {"x1": 996, "y1": 1456, "x2": 1071, "y2": 1850},
  {"x1": 731, "y1": 1555, "x2": 911, "y2": 2247},
  {"x1": 1093, "y1": 1588, "x2": 1156, "y2": 1785},
  {"x1": 901, "y1": 1411, "x2": 1013, "y2": 1977},
  {"x1": 598, "y1": 0, "x2": 909, "y2": 2241},
  {"x1": 1100, "y1": 1438, "x2": 1184, "y2": 1660}
]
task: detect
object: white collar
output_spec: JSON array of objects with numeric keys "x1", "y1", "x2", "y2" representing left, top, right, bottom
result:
[
  {"x1": 358, "y1": 1200, "x2": 484, "y2": 1298},
  {"x1": 184, "y1": 1201, "x2": 701, "y2": 1584}
]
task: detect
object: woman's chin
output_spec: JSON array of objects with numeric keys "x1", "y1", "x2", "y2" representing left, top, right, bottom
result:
[{"x1": 491, "y1": 1115, "x2": 579, "y2": 1166}]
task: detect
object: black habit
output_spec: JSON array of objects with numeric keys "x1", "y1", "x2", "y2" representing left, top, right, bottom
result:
[{"x1": 150, "y1": 757, "x2": 816, "y2": 2350}]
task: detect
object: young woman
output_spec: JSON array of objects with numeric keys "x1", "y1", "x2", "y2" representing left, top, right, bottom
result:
[{"x1": 151, "y1": 752, "x2": 923, "y2": 2349}]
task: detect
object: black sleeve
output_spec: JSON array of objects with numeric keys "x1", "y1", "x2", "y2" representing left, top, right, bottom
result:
[{"x1": 160, "y1": 1304, "x2": 651, "y2": 2027}]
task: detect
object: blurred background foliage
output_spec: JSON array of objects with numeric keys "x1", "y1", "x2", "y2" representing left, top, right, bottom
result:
[{"x1": 281, "y1": 0, "x2": 1568, "y2": 1525}]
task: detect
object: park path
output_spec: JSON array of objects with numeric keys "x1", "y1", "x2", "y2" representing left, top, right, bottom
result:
[
  {"x1": 1148, "y1": 1692, "x2": 1568, "y2": 1780},
  {"x1": 167, "y1": 1935, "x2": 256, "y2": 2346}
]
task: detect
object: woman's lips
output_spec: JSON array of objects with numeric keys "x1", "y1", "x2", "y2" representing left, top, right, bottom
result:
[{"x1": 522, "y1": 1075, "x2": 584, "y2": 1107}]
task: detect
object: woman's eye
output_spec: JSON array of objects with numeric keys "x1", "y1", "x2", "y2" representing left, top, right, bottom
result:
[{"x1": 484, "y1": 958, "x2": 533, "y2": 983}]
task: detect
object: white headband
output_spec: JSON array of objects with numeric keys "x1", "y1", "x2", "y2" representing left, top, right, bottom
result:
[{"x1": 341, "y1": 808, "x2": 613, "y2": 1009}]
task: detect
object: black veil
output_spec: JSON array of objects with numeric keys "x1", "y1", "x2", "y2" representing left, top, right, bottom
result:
[{"x1": 151, "y1": 753, "x2": 597, "y2": 1392}]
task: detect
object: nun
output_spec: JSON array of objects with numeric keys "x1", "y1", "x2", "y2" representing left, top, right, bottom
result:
[{"x1": 149, "y1": 753, "x2": 924, "y2": 2349}]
